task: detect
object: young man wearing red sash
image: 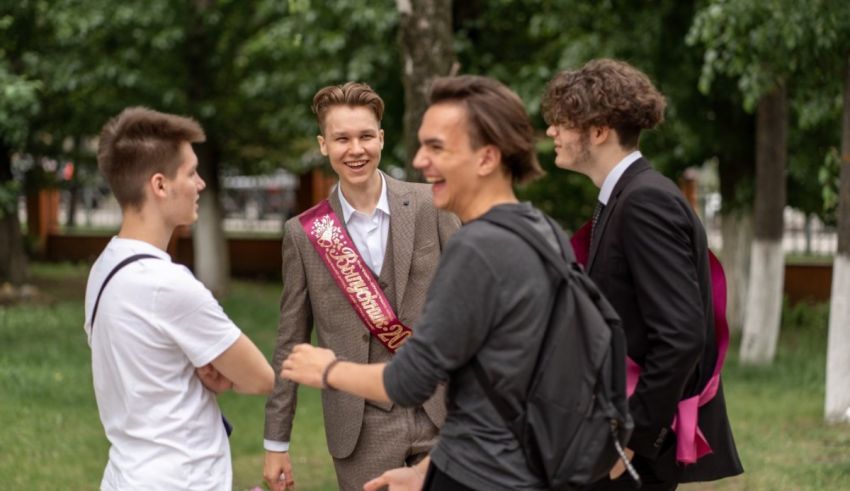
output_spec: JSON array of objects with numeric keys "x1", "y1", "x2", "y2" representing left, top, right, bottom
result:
[
  {"x1": 263, "y1": 82, "x2": 460, "y2": 491},
  {"x1": 279, "y1": 76, "x2": 567, "y2": 491},
  {"x1": 543, "y1": 59, "x2": 743, "y2": 490}
]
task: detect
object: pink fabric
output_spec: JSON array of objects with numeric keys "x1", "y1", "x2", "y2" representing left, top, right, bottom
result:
[
  {"x1": 669, "y1": 250, "x2": 729, "y2": 463},
  {"x1": 626, "y1": 357, "x2": 641, "y2": 397},
  {"x1": 571, "y1": 220, "x2": 592, "y2": 266},
  {"x1": 570, "y1": 221, "x2": 730, "y2": 465},
  {"x1": 300, "y1": 200, "x2": 413, "y2": 352}
]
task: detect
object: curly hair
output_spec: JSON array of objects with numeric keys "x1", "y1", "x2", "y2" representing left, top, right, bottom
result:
[
  {"x1": 97, "y1": 107, "x2": 205, "y2": 209},
  {"x1": 542, "y1": 59, "x2": 666, "y2": 148},
  {"x1": 428, "y1": 75, "x2": 543, "y2": 184},
  {"x1": 312, "y1": 82, "x2": 384, "y2": 134}
]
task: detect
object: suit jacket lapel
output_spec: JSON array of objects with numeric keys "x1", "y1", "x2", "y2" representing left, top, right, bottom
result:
[
  {"x1": 328, "y1": 187, "x2": 344, "y2": 228},
  {"x1": 587, "y1": 158, "x2": 651, "y2": 273},
  {"x1": 386, "y1": 176, "x2": 414, "y2": 309}
]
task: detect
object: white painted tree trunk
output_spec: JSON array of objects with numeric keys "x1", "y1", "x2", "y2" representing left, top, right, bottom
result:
[
  {"x1": 740, "y1": 239, "x2": 785, "y2": 364},
  {"x1": 739, "y1": 85, "x2": 787, "y2": 365},
  {"x1": 825, "y1": 57, "x2": 850, "y2": 424},
  {"x1": 193, "y1": 188, "x2": 230, "y2": 298},
  {"x1": 721, "y1": 210, "x2": 753, "y2": 331},
  {"x1": 825, "y1": 255, "x2": 850, "y2": 423}
]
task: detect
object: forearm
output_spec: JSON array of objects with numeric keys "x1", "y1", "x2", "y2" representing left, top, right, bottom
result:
[
  {"x1": 213, "y1": 334, "x2": 274, "y2": 395},
  {"x1": 326, "y1": 361, "x2": 390, "y2": 403}
]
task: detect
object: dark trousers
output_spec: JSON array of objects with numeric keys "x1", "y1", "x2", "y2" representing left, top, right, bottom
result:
[
  {"x1": 423, "y1": 462, "x2": 476, "y2": 491},
  {"x1": 585, "y1": 454, "x2": 677, "y2": 491}
]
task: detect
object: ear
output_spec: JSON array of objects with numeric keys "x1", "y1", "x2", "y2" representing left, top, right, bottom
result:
[
  {"x1": 589, "y1": 126, "x2": 611, "y2": 145},
  {"x1": 317, "y1": 135, "x2": 328, "y2": 156},
  {"x1": 476, "y1": 145, "x2": 503, "y2": 177},
  {"x1": 379, "y1": 129, "x2": 384, "y2": 150},
  {"x1": 150, "y1": 173, "x2": 168, "y2": 199}
]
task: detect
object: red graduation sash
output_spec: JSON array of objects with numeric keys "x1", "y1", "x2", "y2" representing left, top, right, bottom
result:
[
  {"x1": 299, "y1": 199, "x2": 412, "y2": 353},
  {"x1": 571, "y1": 220, "x2": 730, "y2": 465}
]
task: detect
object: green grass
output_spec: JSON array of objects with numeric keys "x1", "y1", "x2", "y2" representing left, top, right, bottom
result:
[
  {"x1": 683, "y1": 302, "x2": 850, "y2": 491},
  {"x1": 784, "y1": 254, "x2": 834, "y2": 265},
  {"x1": 1, "y1": 262, "x2": 335, "y2": 491},
  {"x1": 218, "y1": 279, "x2": 336, "y2": 491},
  {"x1": 2, "y1": 262, "x2": 850, "y2": 490}
]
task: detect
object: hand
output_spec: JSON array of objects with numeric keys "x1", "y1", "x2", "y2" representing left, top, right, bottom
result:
[
  {"x1": 280, "y1": 344, "x2": 336, "y2": 389},
  {"x1": 363, "y1": 465, "x2": 426, "y2": 491},
  {"x1": 609, "y1": 447, "x2": 634, "y2": 480},
  {"x1": 263, "y1": 451, "x2": 295, "y2": 491},
  {"x1": 196, "y1": 363, "x2": 233, "y2": 393}
]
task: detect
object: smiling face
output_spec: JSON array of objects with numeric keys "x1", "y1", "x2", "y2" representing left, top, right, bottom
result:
[
  {"x1": 545, "y1": 123, "x2": 594, "y2": 175},
  {"x1": 162, "y1": 141, "x2": 205, "y2": 226},
  {"x1": 318, "y1": 105, "x2": 384, "y2": 192},
  {"x1": 413, "y1": 103, "x2": 485, "y2": 220}
]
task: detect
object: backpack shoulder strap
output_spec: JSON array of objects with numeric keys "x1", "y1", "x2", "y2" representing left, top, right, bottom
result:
[
  {"x1": 90, "y1": 254, "x2": 159, "y2": 329},
  {"x1": 471, "y1": 208, "x2": 571, "y2": 432},
  {"x1": 479, "y1": 207, "x2": 575, "y2": 278}
]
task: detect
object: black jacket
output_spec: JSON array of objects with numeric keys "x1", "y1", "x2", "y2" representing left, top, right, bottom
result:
[{"x1": 588, "y1": 158, "x2": 743, "y2": 483}]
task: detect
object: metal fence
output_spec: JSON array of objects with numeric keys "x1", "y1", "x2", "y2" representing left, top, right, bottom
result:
[
  {"x1": 18, "y1": 170, "x2": 299, "y2": 236},
  {"x1": 17, "y1": 176, "x2": 838, "y2": 257},
  {"x1": 700, "y1": 192, "x2": 836, "y2": 256}
]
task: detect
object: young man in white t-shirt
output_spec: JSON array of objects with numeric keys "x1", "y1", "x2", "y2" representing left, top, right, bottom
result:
[{"x1": 84, "y1": 107, "x2": 274, "y2": 490}]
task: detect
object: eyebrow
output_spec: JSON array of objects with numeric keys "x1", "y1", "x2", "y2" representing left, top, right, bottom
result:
[
  {"x1": 422, "y1": 137, "x2": 444, "y2": 146},
  {"x1": 330, "y1": 129, "x2": 377, "y2": 137}
]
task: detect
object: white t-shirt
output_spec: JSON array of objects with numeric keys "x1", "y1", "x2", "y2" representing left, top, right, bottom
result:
[{"x1": 84, "y1": 237, "x2": 241, "y2": 490}]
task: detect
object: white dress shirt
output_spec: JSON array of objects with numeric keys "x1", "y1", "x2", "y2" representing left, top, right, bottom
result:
[
  {"x1": 598, "y1": 151, "x2": 642, "y2": 205},
  {"x1": 337, "y1": 172, "x2": 391, "y2": 275}
]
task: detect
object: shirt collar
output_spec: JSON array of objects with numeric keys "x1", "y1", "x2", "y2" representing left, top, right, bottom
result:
[
  {"x1": 598, "y1": 151, "x2": 642, "y2": 205},
  {"x1": 338, "y1": 171, "x2": 390, "y2": 223}
]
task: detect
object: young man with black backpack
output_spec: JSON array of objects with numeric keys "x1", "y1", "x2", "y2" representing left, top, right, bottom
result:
[{"x1": 278, "y1": 75, "x2": 631, "y2": 491}]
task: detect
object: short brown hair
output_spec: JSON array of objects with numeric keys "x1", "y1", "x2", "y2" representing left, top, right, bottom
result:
[
  {"x1": 311, "y1": 82, "x2": 385, "y2": 134},
  {"x1": 542, "y1": 59, "x2": 666, "y2": 148},
  {"x1": 97, "y1": 107, "x2": 205, "y2": 209},
  {"x1": 428, "y1": 75, "x2": 543, "y2": 184}
]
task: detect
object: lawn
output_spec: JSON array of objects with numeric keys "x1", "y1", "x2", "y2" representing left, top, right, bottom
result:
[
  {"x1": 2, "y1": 262, "x2": 849, "y2": 490},
  {"x1": 0, "y1": 262, "x2": 335, "y2": 491}
]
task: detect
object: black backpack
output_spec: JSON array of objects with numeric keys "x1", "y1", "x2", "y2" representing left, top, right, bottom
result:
[{"x1": 474, "y1": 208, "x2": 638, "y2": 490}]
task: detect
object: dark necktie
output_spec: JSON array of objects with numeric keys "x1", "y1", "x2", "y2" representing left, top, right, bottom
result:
[{"x1": 591, "y1": 201, "x2": 605, "y2": 242}]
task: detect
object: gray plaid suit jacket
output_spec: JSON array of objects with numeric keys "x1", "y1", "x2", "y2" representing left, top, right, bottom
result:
[{"x1": 264, "y1": 173, "x2": 460, "y2": 459}]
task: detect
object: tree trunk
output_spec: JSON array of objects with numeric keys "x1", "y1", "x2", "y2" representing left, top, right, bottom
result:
[
  {"x1": 66, "y1": 181, "x2": 78, "y2": 227},
  {"x1": 65, "y1": 137, "x2": 83, "y2": 228},
  {"x1": 721, "y1": 209, "x2": 752, "y2": 331},
  {"x1": 186, "y1": 0, "x2": 229, "y2": 297},
  {"x1": 193, "y1": 141, "x2": 230, "y2": 297},
  {"x1": 825, "y1": 56, "x2": 850, "y2": 424},
  {"x1": 0, "y1": 143, "x2": 28, "y2": 286},
  {"x1": 740, "y1": 84, "x2": 788, "y2": 365},
  {"x1": 396, "y1": 0, "x2": 455, "y2": 180},
  {"x1": 718, "y1": 150, "x2": 755, "y2": 333}
]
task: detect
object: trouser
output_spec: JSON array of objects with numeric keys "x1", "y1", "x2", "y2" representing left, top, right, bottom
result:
[
  {"x1": 332, "y1": 403, "x2": 439, "y2": 491},
  {"x1": 585, "y1": 454, "x2": 678, "y2": 491},
  {"x1": 423, "y1": 462, "x2": 476, "y2": 491}
]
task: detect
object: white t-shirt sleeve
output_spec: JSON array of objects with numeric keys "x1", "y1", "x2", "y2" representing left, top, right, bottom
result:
[{"x1": 154, "y1": 267, "x2": 242, "y2": 367}]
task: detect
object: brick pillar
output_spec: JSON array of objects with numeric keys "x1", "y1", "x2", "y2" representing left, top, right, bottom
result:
[
  {"x1": 678, "y1": 167, "x2": 699, "y2": 213},
  {"x1": 26, "y1": 188, "x2": 60, "y2": 255}
]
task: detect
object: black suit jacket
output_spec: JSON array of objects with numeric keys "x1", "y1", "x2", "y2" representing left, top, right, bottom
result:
[{"x1": 588, "y1": 158, "x2": 743, "y2": 482}]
